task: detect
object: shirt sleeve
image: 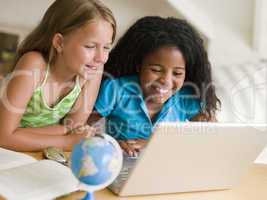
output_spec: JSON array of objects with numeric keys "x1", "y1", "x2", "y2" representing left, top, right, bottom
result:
[{"x1": 94, "y1": 78, "x2": 119, "y2": 117}]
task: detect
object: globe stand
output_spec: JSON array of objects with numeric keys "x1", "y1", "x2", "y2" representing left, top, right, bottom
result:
[{"x1": 82, "y1": 192, "x2": 94, "y2": 200}]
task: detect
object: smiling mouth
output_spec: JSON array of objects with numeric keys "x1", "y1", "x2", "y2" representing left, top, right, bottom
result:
[
  {"x1": 85, "y1": 65, "x2": 97, "y2": 70},
  {"x1": 154, "y1": 86, "x2": 171, "y2": 95}
]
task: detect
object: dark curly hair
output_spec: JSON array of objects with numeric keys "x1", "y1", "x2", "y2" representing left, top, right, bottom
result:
[{"x1": 104, "y1": 16, "x2": 221, "y2": 118}]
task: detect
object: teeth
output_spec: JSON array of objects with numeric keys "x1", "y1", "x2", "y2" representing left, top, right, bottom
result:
[{"x1": 155, "y1": 87, "x2": 169, "y2": 94}]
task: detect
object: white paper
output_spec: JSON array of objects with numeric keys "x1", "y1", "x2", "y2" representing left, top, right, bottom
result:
[
  {"x1": 0, "y1": 148, "x2": 36, "y2": 170},
  {"x1": 0, "y1": 148, "x2": 79, "y2": 200},
  {"x1": 0, "y1": 160, "x2": 78, "y2": 200},
  {"x1": 254, "y1": 146, "x2": 267, "y2": 164}
]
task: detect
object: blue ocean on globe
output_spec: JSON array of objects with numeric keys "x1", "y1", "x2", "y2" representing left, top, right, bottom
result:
[{"x1": 71, "y1": 135, "x2": 121, "y2": 186}]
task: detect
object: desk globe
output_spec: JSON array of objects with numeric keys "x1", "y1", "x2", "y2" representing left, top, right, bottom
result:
[{"x1": 70, "y1": 134, "x2": 123, "y2": 200}]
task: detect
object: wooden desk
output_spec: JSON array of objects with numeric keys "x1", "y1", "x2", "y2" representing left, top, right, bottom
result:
[
  {"x1": 27, "y1": 152, "x2": 267, "y2": 200},
  {"x1": 1, "y1": 152, "x2": 265, "y2": 200}
]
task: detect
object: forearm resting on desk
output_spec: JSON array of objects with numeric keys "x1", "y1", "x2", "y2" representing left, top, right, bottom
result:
[
  {"x1": 0, "y1": 130, "x2": 68, "y2": 151},
  {"x1": 17, "y1": 124, "x2": 69, "y2": 135},
  {"x1": 0, "y1": 126, "x2": 93, "y2": 151}
]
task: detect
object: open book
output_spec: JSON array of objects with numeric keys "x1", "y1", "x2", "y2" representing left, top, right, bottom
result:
[
  {"x1": 255, "y1": 147, "x2": 267, "y2": 164},
  {"x1": 0, "y1": 148, "x2": 79, "y2": 200}
]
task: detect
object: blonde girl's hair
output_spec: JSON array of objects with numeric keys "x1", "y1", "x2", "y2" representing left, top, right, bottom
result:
[{"x1": 13, "y1": 0, "x2": 116, "y2": 69}]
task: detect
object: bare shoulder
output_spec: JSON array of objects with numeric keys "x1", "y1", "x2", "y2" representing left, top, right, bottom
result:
[
  {"x1": 14, "y1": 51, "x2": 47, "y2": 71},
  {"x1": 13, "y1": 51, "x2": 47, "y2": 85},
  {"x1": 1, "y1": 52, "x2": 48, "y2": 104}
]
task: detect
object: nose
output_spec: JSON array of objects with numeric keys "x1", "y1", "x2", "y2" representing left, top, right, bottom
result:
[
  {"x1": 158, "y1": 72, "x2": 173, "y2": 88},
  {"x1": 94, "y1": 48, "x2": 107, "y2": 64}
]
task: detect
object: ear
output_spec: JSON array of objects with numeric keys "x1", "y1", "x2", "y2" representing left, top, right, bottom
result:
[{"x1": 52, "y1": 33, "x2": 64, "y2": 53}]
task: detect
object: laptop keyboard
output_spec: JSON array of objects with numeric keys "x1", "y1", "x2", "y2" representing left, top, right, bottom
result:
[{"x1": 109, "y1": 153, "x2": 139, "y2": 193}]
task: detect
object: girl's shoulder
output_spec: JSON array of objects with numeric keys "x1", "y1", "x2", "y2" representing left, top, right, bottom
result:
[
  {"x1": 103, "y1": 75, "x2": 138, "y2": 86},
  {"x1": 102, "y1": 75, "x2": 139, "y2": 93},
  {"x1": 15, "y1": 51, "x2": 47, "y2": 71},
  {"x1": 178, "y1": 86, "x2": 197, "y2": 96},
  {"x1": 174, "y1": 86, "x2": 201, "y2": 104},
  {"x1": 14, "y1": 51, "x2": 48, "y2": 87}
]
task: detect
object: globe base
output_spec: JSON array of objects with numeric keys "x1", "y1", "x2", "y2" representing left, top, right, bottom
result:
[{"x1": 82, "y1": 192, "x2": 94, "y2": 200}]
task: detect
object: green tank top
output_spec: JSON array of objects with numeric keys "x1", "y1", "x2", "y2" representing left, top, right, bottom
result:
[{"x1": 20, "y1": 67, "x2": 81, "y2": 128}]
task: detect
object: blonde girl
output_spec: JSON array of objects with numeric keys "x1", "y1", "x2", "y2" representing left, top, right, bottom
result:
[{"x1": 0, "y1": 0, "x2": 116, "y2": 151}]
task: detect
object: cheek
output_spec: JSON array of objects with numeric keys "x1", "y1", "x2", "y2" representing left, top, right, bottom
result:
[
  {"x1": 79, "y1": 50, "x2": 95, "y2": 63},
  {"x1": 72, "y1": 48, "x2": 86, "y2": 59},
  {"x1": 103, "y1": 52, "x2": 110, "y2": 63},
  {"x1": 143, "y1": 71, "x2": 158, "y2": 82},
  {"x1": 141, "y1": 74, "x2": 157, "y2": 89},
  {"x1": 173, "y1": 77, "x2": 185, "y2": 90}
]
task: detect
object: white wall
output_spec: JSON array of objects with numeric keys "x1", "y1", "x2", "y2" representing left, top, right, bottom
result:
[
  {"x1": 214, "y1": 61, "x2": 267, "y2": 123},
  {"x1": 103, "y1": 0, "x2": 183, "y2": 38},
  {"x1": 0, "y1": 0, "x2": 254, "y2": 36},
  {"x1": 0, "y1": 0, "x2": 182, "y2": 41},
  {"x1": 190, "y1": 0, "x2": 254, "y2": 39},
  {"x1": 189, "y1": 0, "x2": 259, "y2": 66},
  {"x1": 0, "y1": 0, "x2": 54, "y2": 41},
  {"x1": 0, "y1": 0, "x2": 54, "y2": 29},
  {"x1": 0, "y1": 0, "x2": 263, "y2": 66},
  {"x1": 253, "y1": 0, "x2": 267, "y2": 59}
]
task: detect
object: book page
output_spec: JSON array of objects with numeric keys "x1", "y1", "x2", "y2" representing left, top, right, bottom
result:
[
  {"x1": 255, "y1": 146, "x2": 267, "y2": 164},
  {"x1": 0, "y1": 160, "x2": 79, "y2": 200},
  {"x1": 0, "y1": 148, "x2": 36, "y2": 170}
]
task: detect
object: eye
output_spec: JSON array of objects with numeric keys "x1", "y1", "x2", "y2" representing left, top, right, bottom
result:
[
  {"x1": 173, "y1": 71, "x2": 183, "y2": 76},
  {"x1": 150, "y1": 67, "x2": 161, "y2": 72},
  {"x1": 85, "y1": 45, "x2": 96, "y2": 49},
  {"x1": 104, "y1": 46, "x2": 111, "y2": 52},
  {"x1": 151, "y1": 69, "x2": 161, "y2": 72}
]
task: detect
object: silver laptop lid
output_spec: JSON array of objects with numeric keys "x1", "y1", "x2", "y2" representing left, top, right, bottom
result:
[{"x1": 119, "y1": 123, "x2": 267, "y2": 196}]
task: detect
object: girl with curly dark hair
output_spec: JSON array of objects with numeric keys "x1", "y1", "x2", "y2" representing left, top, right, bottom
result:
[{"x1": 89, "y1": 16, "x2": 221, "y2": 156}]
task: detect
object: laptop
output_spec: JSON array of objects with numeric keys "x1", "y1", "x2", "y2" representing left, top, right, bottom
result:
[{"x1": 108, "y1": 122, "x2": 267, "y2": 196}]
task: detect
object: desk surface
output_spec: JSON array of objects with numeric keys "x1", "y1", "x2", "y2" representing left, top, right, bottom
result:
[
  {"x1": 1, "y1": 152, "x2": 265, "y2": 200},
  {"x1": 25, "y1": 152, "x2": 266, "y2": 200}
]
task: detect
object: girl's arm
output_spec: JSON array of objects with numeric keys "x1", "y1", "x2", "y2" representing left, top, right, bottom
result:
[
  {"x1": 16, "y1": 125, "x2": 68, "y2": 136},
  {"x1": 0, "y1": 52, "x2": 89, "y2": 151}
]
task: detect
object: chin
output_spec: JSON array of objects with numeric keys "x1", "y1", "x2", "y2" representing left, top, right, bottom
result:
[
  {"x1": 81, "y1": 70, "x2": 97, "y2": 79},
  {"x1": 152, "y1": 97, "x2": 169, "y2": 105}
]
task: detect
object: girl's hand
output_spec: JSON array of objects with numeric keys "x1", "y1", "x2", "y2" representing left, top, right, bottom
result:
[
  {"x1": 190, "y1": 113, "x2": 217, "y2": 122},
  {"x1": 127, "y1": 139, "x2": 148, "y2": 150},
  {"x1": 68, "y1": 125, "x2": 96, "y2": 136},
  {"x1": 118, "y1": 139, "x2": 148, "y2": 157},
  {"x1": 64, "y1": 125, "x2": 96, "y2": 151}
]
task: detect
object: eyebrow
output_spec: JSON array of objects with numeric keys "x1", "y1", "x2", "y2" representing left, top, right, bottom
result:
[
  {"x1": 85, "y1": 41, "x2": 112, "y2": 45},
  {"x1": 147, "y1": 63, "x2": 185, "y2": 70}
]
